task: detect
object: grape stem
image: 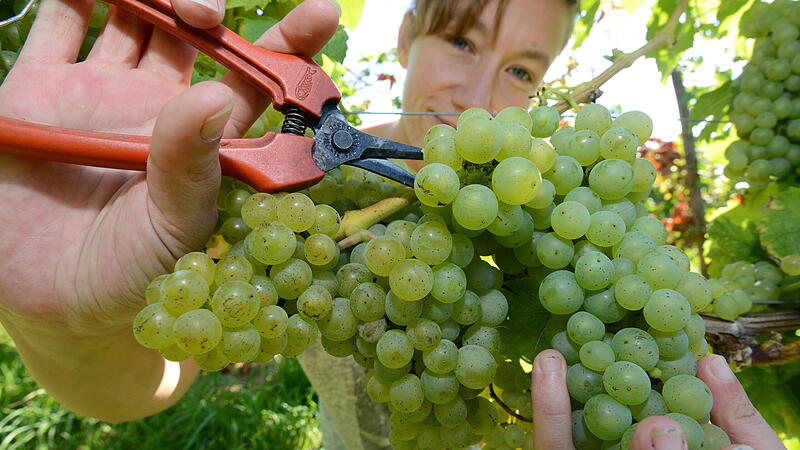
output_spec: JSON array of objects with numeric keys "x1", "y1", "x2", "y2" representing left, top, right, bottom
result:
[
  {"x1": 337, "y1": 229, "x2": 378, "y2": 250},
  {"x1": 550, "y1": 0, "x2": 690, "y2": 113},
  {"x1": 488, "y1": 384, "x2": 532, "y2": 423},
  {"x1": 333, "y1": 188, "x2": 417, "y2": 240},
  {"x1": 704, "y1": 310, "x2": 800, "y2": 368}
]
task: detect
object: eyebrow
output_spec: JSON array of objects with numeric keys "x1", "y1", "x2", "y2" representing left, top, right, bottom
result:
[{"x1": 519, "y1": 49, "x2": 551, "y2": 65}]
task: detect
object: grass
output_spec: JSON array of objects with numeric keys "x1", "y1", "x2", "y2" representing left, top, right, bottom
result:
[{"x1": 0, "y1": 327, "x2": 320, "y2": 450}]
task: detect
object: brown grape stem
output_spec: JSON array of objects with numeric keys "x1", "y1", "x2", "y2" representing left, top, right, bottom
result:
[
  {"x1": 704, "y1": 310, "x2": 800, "y2": 368},
  {"x1": 489, "y1": 384, "x2": 532, "y2": 423},
  {"x1": 337, "y1": 229, "x2": 378, "y2": 250}
]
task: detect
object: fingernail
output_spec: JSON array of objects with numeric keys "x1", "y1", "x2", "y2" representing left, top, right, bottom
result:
[
  {"x1": 200, "y1": 100, "x2": 233, "y2": 143},
  {"x1": 538, "y1": 355, "x2": 560, "y2": 373},
  {"x1": 731, "y1": 446, "x2": 755, "y2": 450},
  {"x1": 652, "y1": 426, "x2": 687, "y2": 450},
  {"x1": 327, "y1": 0, "x2": 342, "y2": 17},
  {"x1": 709, "y1": 354, "x2": 737, "y2": 382},
  {"x1": 190, "y1": 0, "x2": 221, "y2": 14}
]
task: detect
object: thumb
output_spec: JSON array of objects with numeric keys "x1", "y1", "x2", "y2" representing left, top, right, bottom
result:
[
  {"x1": 630, "y1": 415, "x2": 688, "y2": 450},
  {"x1": 146, "y1": 81, "x2": 234, "y2": 253}
]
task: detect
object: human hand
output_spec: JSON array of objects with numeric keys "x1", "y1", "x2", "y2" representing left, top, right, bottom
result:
[
  {"x1": 531, "y1": 350, "x2": 784, "y2": 449},
  {"x1": 0, "y1": 0, "x2": 339, "y2": 420}
]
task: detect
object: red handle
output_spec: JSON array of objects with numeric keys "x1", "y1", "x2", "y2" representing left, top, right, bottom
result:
[
  {"x1": 106, "y1": 0, "x2": 341, "y2": 117},
  {"x1": 0, "y1": 116, "x2": 324, "y2": 192}
]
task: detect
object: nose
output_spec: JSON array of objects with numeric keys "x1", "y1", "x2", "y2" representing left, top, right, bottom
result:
[{"x1": 452, "y1": 64, "x2": 496, "y2": 114}]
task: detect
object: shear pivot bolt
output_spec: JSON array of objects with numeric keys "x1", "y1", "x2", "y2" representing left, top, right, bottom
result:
[{"x1": 332, "y1": 130, "x2": 354, "y2": 151}]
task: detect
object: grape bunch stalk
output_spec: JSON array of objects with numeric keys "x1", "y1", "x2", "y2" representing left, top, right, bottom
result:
[{"x1": 132, "y1": 100, "x2": 735, "y2": 449}]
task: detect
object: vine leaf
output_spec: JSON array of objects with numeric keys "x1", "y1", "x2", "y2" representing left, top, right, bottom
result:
[
  {"x1": 572, "y1": 1, "x2": 601, "y2": 48},
  {"x1": 338, "y1": 0, "x2": 365, "y2": 30},
  {"x1": 500, "y1": 279, "x2": 551, "y2": 363},
  {"x1": 226, "y1": 0, "x2": 273, "y2": 11},
  {"x1": 314, "y1": 26, "x2": 349, "y2": 65},
  {"x1": 759, "y1": 187, "x2": 800, "y2": 261},
  {"x1": 239, "y1": 17, "x2": 279, "y2": 43},
  {"x1": 689, "y1": 80, "x2": 734, "y2": 142}
]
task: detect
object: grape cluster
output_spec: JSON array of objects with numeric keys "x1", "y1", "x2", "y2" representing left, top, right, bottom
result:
[
  {"x1": 724, "y1": 0, "x2": 800, "y2": 185},
  {"x1": 132, "y1": 102, "x2": 735, "y2": 449},
  {"x1": 707, "y1": 258, "x2": 799, "y2": 320}
]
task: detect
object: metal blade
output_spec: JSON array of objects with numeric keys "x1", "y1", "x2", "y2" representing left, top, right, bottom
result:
[{"x1": 347, "y1": 158, "x2": 416, "y2": 187}]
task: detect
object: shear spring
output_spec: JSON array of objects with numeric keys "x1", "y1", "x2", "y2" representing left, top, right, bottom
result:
[
  {"x1": 0, "y1": 0, "x2": 36, "y2": 27},
  {"x1": 281, "y1": 107, "x2": 308, "y2": 136}
]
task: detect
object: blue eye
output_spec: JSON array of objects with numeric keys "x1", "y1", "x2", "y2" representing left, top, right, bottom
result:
[
  {"x1": 450, "y1": 36, "x2": 472, "y2": 51},
  {"x1": 508, "y1": 67, "x2": 532, "y2": 82}
]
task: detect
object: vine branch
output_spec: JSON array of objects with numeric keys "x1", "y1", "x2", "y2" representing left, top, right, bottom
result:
[
  {"x1": 552, "y1": 0, "x2": 690, "y2": 113},
  {"x1": 489, "y1": 384, "x2": 532, "y2": 423},
  {"x1": 704, "y1": 310, "x2": 800, "y2": 368}
]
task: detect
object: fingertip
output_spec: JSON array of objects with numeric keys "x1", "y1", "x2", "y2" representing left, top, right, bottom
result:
[
  {"x1": 631, "y1": 416, "x2": 686, "y2": 450},
  {"x1": 171, "y1": 0, "x2": 225, "y2": 29},
  {"x1": 261, "y1": 0, "x2": 341, "y2": 55}
]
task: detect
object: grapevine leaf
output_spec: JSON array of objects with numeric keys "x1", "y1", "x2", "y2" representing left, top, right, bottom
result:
[
  {"x1": 240, "y1": 17, "x2": 279, "y2": 43},
  {"x1": 338, "y1": 0, "x2": 365, "y2": 31},
  {"x1": 759, "y1": 187, "x2": 800, "y2": 260},
  {"x1": 314, "y1": 26, "x2": 348, "y2": 65},
  {"x1": 499, "y1": 278, "x2": 551, "y2": 363},
  {"x1": 689, "y1": 80, "x2": 733, "y2": 142},
  {"x1": 716, "y1": 0, "x2": 750, "y2": 23},
  {"x1": 226, "y1": 0, "x2": 273, "y2": 11},
  {"x1": 736, "y1": 365, "x2": 800, "y2": 439},
  {"x1": 572, "y1": 0, "x2": 601, "y2": 48}
]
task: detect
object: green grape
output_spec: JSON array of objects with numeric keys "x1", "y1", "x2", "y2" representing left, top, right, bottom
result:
[
  {"x1": 550, "y1": 201, "x2": 591, "y2": 239},
  {"x1": 455, "y1": 344, "x2": 497, "y2": 390},
  {"x1": 194, "y1": 347, "x2": 229, "y2": 371},
  {"x1": 308, "y1": 175, "x2": 339, "y2": 205},
  {"x1": 636, "y1": 253, "x2": 683, "y2": 289},
  {"x1": 644, "y1": 289, "x2": 691, "y2": 332},
  {"x1": 780, "y1": 254, "x2": 800, "y2": 275},
  {"x1": 530, "y1": 105, "x2": 561, "y2": 137},
  {"x1": 530, "y1": 203, "x2": 554, "y2": 230},
  {"x1": 223, "y1": 188, "x2": 250, "y2": 216},
  {"x1": 602, "y1": 198, "x2": 637, "y2": 229},
  {"x1": 648, "y1": 328, "x2": 689, "y2": 361},
  {"x1": 545, "y1": 155, "x2": 584, "y2": 195},
  {"x1": 603, "y1": 361, "x2": 651, "y2": 405},
  {"x1": 513, "y1": 232, "x2": 544, "y2": 267},
  {"x1": 430, "y1": 262, "x2": 467, "y2": 304},
  {"x1": 612, "y1": 111, "x2": 653, "y2": 145},
  {"x1": 631, "y1": 216, "x2": 667, "y2": 245},
  {"x1": 252, "y1": 332, "x2": 288, "y2": 363},
  {"x1": 389, "y1": 259, "x2": 434, "y2": 301},
  {"x1": 452, "y1": 184, "x2": 499, "y2": 230},
  {"x1": 575, "y1": 104, "x2": 613, "y2": 136},
  {"x1": 337, "y1": 262, "x2": 374, "y2": 296},
  {"x1": 246, "y1": 221, "x2": 297, "y2": 266},
  {"x1": 350, "y1": 282, "x2": 386, "y2": 322},
  {"x1": 390, "y1": 374, "x2": 426, "y2": 414},
  {"x1": 282, "y1": 314, "x2": 318, "y2": 357},
  {"x1": 385, "y1": 291, "x2": 424, "y2": 325},
  {"x1": 566, "y1": 363, "x2": 605, "y2": 404},
  {"x1": 211, "y1": 280, "x2": 260, "y2": 328},
  {"x1": 494, "y1": 210, "x2": 535, "y2": 248},
  {"x1": 654, "y1": 245, "x2": 691, "y2": 272},
  {"x1": 364, "y1": 236, "x2": 405, "y2": 277},
  {"x1": 160, "y1": 270, "x2": 209, "y2": 315},
  {"x1": 276, "y1": 192, "x2": 315, "y2": 232},
  {"x1": 215, "y1": 255, "x2": 255, "y2": 289},
  {"x1": 145, "y1": 274, "x2": 168, "y2": 305},
  {"x1": 575, "y1": 251, "x2": 614, "y2": 290},
  {"x1": 447, "y1": 233, "x2": 474, "y2": 268},
  {"x1": 567, "y1": 311, "x2": 605, "y2": 345},
  {"x1": 240, "y1": 193, "x2": 277, "y2": 228},
  {"x1": 132, "y1": 302, "x2": 177, "y2": 349},
  {"x1": 249, "y1": 275, "x2": 277, "y2": 307},
  {"x1": 701, "y1": 423, "x2": 732, "y2": 450},
  {"x1": 367, "y1": 372, "x2": 392, "y2": 403},
  {"x1": 612, "y1": 257, "x2": 635, "y2": 282},
  {"x1": 614, "y1": 231, "x2": 657, "y2": 263},
  {"x1": 684, "y1": 314, "x2": 706, "y2": 345},
  {"x1": 496, "y1": 122, "x2": 534, "y2": 160},
  {"x1": 308, "y1": 204, "x2": 341, "y2": 236},
  {"x1": 296, "y1": 284, "x2": 333, "y2": 320},
  {"x1": 434, "y1": 397, "x2": 468, "y2": 428},
  {"x1": 630, "y1": 390, "x2": 668, "y2": 421},
  {"x1": 572, "y1": 410, "x2": 603, "y2": 449},
  {"x1": 528, "y1": 138, "x2": 556, "y2": 173},
  {"x1": 455, "y1": 116, "x2": 502, "y2": 163},
  {"x1": 462, "y1": 325, "x2": 501, "y2": 355},
  {"x1": 583, "y1": 393, "x2": 632, "y2": 441},
  {"x1": 219, "y1": 325, "x2": 260, "y2": 362},
  {"x1": 584, "y1": 288, "x2": 628, "y2": 323},
  {"x1": 450, "y1": 291, "x2": 481, "y2": 325},
  {"x1": 422, "y1": 339, "x2": 459, "y2": 374},
  {"x1": 539, "y1": 270, "x2": 584, "y2": 314},
  {"x1": 414, "y1": 163, "x2": 460, "y2": 207},
  {"x1": 424, "y1": 123, "x2": 456, "y2": 145},
  {"x1": 589, "y1": 159, "x2": 635, "y2": 200},
  {"x1": 420, "y1": 369, "x2": 460, "y2": 405},
  {"x1": 563, "y1": 129, "x2": 601, "y2": 166},
  {"x1": 423, "y1": 296, "x2": 453, "y2": 323},
  {"x1": 410, "y1": 221, "x2": 453, "y2": 265},
  {"x1": 488, "y1": 202, "x2": 524, "y2": 236},
  {"x1": 317, "y1": 297, "x2": 359, "y2": 341},
  {"x1": 653, "y1": 350, "x2": 697, "y2": 381},
  {"x1": 458, "y1": 107, "x2": 493, "y2": 126},
  {"x1": 630, "y1": 158, "x2": 656, "y2": 193},
  {"x1": 377, "y1": 329, "x2": 415, "y2": 369},
  {"x1": 406, "y1": 318, "x2": 442, "y2": 351},
  {"x1": 579, "y1": 340, "x2": 615, "y2": 372},
  {"x1": 492, "y1": 157, "x2": 542, "y2": 205},
  {"x1": 478, "y1": 289, "x2": 508, "y2": 326},
  {"x1": 611, "y1": 328, "x2": 659, "y2": 370},
  {"x1": 496, "y1": 106, "x2": 534, "y2": 131},
  {"x1": 675, "y1": 272, "x2": 713, "y2": 313},
  {"x1": 270, "y1": 258, "x2": 313, "y2": 300},
  {"x1": 175, "y1": 252, "x2": 216, "y2": 286},
  {"x1": 159, "y1": 343, "x2": 190, "y2": 362},
  {"x1": 586, "y1": 210, "x2": 627, "y2": 247},
  {"x1": 665, "y1": 413, "x2": 703, "y2": 450},
  {"x1": 600, "y1": 127, "x2": 638, "y2": 161},
  {"x1": 550, "y1": 125, "x2": 576, "y2": 153},
  {"x1": 614, "y1": 274, "x2": 653, "y2": 310},
  {"x1": 252, "y1": 304, "x2": 288, "y2": 338},
  {"x1": 172, "y1": 309, "x2": 222, "y2": 355},
  {"x1": 423, "y1": 136, "x2": 461, "y2": 170},
  {"x1": 661, "y1": 374, "x2": 713, "y2": 420},
  {"x1": 565, "y1": 186, "x2": 603, "y2": 214},
  {"x1": 303, "y1": 233, "x2": 338, "y2": 267},
  {"x1": 536, "y1": 232, "x2": 575, "y2": 269}
]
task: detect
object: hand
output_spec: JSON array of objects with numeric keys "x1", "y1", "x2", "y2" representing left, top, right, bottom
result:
[
  {"x1": 0, "y1": 0, "x2": 339, "y2": 421},
  {"x1": 531, "y1": 350, "x2": 784, "y2": 449}
]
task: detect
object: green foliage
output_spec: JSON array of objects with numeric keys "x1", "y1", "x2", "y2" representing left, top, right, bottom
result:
[
  {"x1": 688, "y1": 79, "x2": 734, "y2": 143},
  {"x1": 572, "y1": 0, "x2": 601, "y2": 48},
  {"x1": 737, "y1": 363, "x2": 800, "y2": 441},
  {"x1": 338, "y1": 0, "x2": 365, "y2": 31},
  {"x1": 499, "y1": 279, "x2": 551, "y2": 363},
  {"x1": 759, "y1": 187, "x2": 800, "y2": 261}
]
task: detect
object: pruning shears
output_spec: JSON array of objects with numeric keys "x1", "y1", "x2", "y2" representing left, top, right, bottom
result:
[{"x1": 0, "y1": 0, "x2": 422, "y2": 192}]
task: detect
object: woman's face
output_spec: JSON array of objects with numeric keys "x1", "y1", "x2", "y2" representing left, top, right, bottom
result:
[{"x1": 397, "y1": 0, "x2": 571, "y2": 146}]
